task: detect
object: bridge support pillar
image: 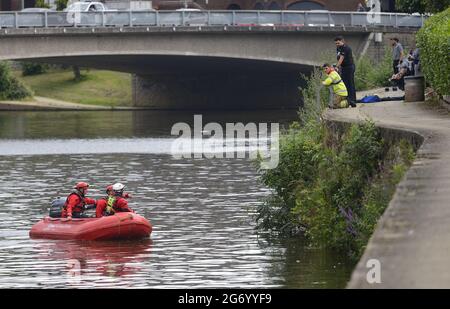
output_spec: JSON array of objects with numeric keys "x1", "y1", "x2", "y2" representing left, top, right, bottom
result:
[{"x1": 132, "y1": 73, "x2": 302, "y2": 109}]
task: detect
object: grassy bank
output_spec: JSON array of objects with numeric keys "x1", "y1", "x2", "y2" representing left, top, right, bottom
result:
[
  {"x1": 256, "y1": 70, "x2": 415, "y2": 259},
  {"x1": 14, "y1": 68, "x2": 132, "y2": 107}
]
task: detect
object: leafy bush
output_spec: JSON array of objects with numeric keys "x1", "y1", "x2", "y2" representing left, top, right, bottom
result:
[
  {"x1": 6, "y1": 78, "x2": 33, "y2": 99},
  {"x1": 291, "y1": 121, "x2": 384, "y2": 252},
  {"x1": 256, "y1": 71, "x2": 415, "y2": 258},
  {"x1": 22, "y1": 62, "x2": 48, "y2": 76},
  {"x1": 299, "y1": 68, "x2": 331, "y2": 121},
  {"x1": 416, "y1": 8, "x2": 450, "y2": 97},
  {"x1": 0, "y1": 62, "x2": 32, "y2": 100}
]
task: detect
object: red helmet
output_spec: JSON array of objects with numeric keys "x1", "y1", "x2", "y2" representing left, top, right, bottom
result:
[
  {"x1": 74, "y1": 182, "x2": 89, "y2": 190},
  {"x1": 106, "y1": 185, "x2": 113, "y2": 194}
]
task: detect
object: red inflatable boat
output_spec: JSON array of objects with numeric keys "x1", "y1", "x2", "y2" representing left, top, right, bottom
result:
[{"x1": 30, "y1": 212, "x2": 152, "y2": 240}]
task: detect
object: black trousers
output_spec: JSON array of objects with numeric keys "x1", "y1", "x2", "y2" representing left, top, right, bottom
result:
[
  {"x1": 393, "y1": 77, "x2": 405, "y2": 91},
  {"x1": 341, "y1": 65, "x2": 356, "y2": 104},
  {"x1": 393, "y1": 60, "x2": 400, "y2": 74}
]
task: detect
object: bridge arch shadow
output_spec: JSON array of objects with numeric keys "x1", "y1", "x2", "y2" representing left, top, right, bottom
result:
[{"x1": 24, "y1": 54, "x2": 309, "y2": 110}]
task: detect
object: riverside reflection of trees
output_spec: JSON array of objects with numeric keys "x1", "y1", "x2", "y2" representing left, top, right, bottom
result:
[
  {"x1": 0, "y1": 113, "x2": 26, "y2": 138},
  {"x1": 257, "y1": 234, "x2": 354, "y2": 288},
  {"x1": 0, "y1": 110, "x2": 298, "y2": 139},
  {"x1": 131, "y1": 110, "x2": 298, "y2": 138},
  {"x1": 0, "y1": 111, "x2": 134, "y2": 139}
]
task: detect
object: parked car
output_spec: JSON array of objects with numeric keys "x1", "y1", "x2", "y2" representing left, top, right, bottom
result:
[
  {"x1": 63, "y1": 1, "x2": 113, "y2": 25},
  {"x1": 64, "y1": 1, "x2": 108, "y2": 13},
  {"x1": 63, "y1": 1, "x2": 159, "y2": 26}
]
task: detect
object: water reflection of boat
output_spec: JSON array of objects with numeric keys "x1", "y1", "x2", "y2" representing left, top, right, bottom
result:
[
  {"x1": 36, "y1": 239, "x2": 152, "y2": 278},
  {"x1": 30, "y1": 212, "x2": 152, "y2": 240}
]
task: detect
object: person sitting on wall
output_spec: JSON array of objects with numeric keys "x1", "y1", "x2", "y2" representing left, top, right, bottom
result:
[{"x1": 389, "y1": 59, "x2": 411, "y2": 91}]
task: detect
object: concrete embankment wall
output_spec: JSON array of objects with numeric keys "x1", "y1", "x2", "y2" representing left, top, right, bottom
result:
[
  {"x1": 325, "y1": 118, "x2": 424, "y2": 153},
  {"x1": 324, "y1": 100, "x2": 450, "y2": 288},
  {"x1": 364, "y1": 32, "x2": 418, "y2": 63}
]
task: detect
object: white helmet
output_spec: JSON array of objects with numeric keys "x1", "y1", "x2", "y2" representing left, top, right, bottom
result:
[{"x1": 112, "y1": 183, "x2": 125, "y2": 192}]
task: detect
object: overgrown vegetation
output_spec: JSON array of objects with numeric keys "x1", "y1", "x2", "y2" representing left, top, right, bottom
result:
[
  {"x1": 21, "y1": 62, "x2": 49, "y2": 76},
  {"x1": 256, "y1": 69, "x2": 416, "y2": 259},
  {"x1": 416, "y1": 8, "x2": 450, "y2": 98},
  {"x1": 0, "y1": 62, "x2": 32, "y2": 100},
  {"x1": 355, "y1": 49, "x2": 393, "y2": 91}
]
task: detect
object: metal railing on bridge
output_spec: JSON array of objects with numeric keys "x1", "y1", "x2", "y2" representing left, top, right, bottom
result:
[{"x1": 0, "y1": 10, "x2": 426, "y2": 29}]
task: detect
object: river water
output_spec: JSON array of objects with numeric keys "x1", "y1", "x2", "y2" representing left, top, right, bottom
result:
[{"x1": 0, "y1": 110, "x2": 353, "y2": 288}]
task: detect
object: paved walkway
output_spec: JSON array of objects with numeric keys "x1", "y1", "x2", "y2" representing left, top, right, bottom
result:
[
  {"x1": 0, "y1": 96, "x2": 132, "y2": 110},
  {"x1": 324, "y1": 96, "x2": 450, "y2": 288}
]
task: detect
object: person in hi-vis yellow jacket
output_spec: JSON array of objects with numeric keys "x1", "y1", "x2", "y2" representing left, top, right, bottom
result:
[{"x1": 322, "y1": 63, "x2": 349, "y2": 109}]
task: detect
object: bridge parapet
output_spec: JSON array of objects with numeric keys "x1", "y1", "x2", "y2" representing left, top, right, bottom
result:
[{"x1": 0, "y1": 10, "x2": 426, "y2": 30}]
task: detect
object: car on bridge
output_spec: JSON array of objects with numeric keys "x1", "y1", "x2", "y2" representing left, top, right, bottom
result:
[
  {"x1": 63, "y1": 1, "x2": 158, "y2": 27},
  {"x1": 60, "y1": 2, "x2": 107, "y2": 26},
  {"x1": 63, "y1": 1, "x2": 110, "y2": 26},
  {"x1": 64, "y1": 1, "x2": 108, "y2": 13}
]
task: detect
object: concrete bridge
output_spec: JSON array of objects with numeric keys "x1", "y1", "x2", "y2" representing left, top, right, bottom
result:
[{"x1": 0, "y1": 10, "x2": 424, "y2": 109}]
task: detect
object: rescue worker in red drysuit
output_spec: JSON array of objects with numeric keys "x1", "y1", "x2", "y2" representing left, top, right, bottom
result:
[
  {"x1": 95, "y1": 183, "x2": 134, "y2": 218},
  {"x1": 62, "y1": 182, "x2": 97, "y2": 219},
  {"x1": 104, "y1": 184, "x2": 132, "y2": 199}
]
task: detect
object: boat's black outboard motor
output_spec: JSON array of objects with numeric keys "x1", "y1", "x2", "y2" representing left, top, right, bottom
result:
[{"x1": 49, "y1": 198, "x2": 65, "y2": 218}]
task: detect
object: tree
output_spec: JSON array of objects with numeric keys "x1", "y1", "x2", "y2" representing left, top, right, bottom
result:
[
  {"x1": 0, "y1": 62, "x2": 32, "y2": 100},
  {"x1": 72, "y1": 66, "x2": 82, "y2": 81},
  {"x1": 55, "y1": 0, "x2": 69, "y2": 11},
  {"x1": 35, "y1": 0, "x2": 51, "y2": 9},
  {"x1": 396, "y1": 0, "x2": 450, "y2": 13},
  {"x1": 424, "y1": 0, "x2": 450, "y2": 13},
  {"x1": 22, "y1": 62, "x2": 48, "y2": 76},
  {"x1": 395, "y1": 0, "x2": 426, "y2": 13}
]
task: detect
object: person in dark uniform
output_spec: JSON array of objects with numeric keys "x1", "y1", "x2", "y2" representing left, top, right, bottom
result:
[{"x1": 335, "y1": 36, "x2": 357, "y2": 107}]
